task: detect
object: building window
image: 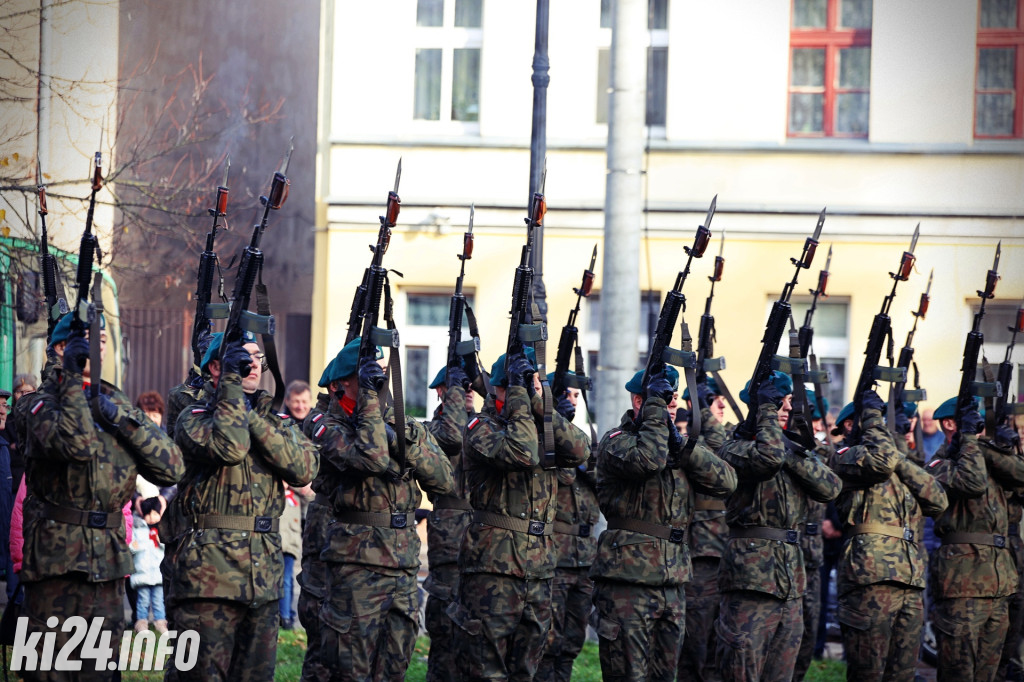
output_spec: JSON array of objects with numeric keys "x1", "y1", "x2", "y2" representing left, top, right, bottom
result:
[
  {"x1": 976, "y1": 0, "x2": 1024, "y2": 138},
  {"x1": 784, "y1": 297, "x2": 850, "y2": 417},
  {"x1": 413, "y1": 0, "x2": 482, "y2": 126},
  {"x1": 403, "y1": 291, "x2": 476, "y2": 417},
  {"x1": 583, "y1": 290, "x2": 660, "y2": 408},
  {"x1": 788, "y1": 0, "x2": 871, "y2": 138},
  {"x1": 596, "y1": 0, "x2": 668, "y2": 129},
  {"x1": 972, "y1": 302, "x2": 1024, "y2": 401}
]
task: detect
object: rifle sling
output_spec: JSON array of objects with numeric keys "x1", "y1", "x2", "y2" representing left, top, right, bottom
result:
[
  {"x1": 383, "y1": 278, "x2": 407, "y2": 467},
  {"x1": 574, "y1": 345, "x2": 598, "y2": 443},
  {"x1": 712, "y1": 370, "x2": 744, "y2": 425},
  {"x1": 680, "y1": 319, "x2": 701, "y2": 456},
  {"x1": 89, "y1": 272, "x2": 103, "y2": 402},
  {"x1": 464, "y1": 302, "x2": 495, "y2": 399},
  {"x1": 255, "y1": 269, "x2": 285, "y2": 411},
  {"x1": 532, "y1": 302, "x2": 556, "y2": 467}
]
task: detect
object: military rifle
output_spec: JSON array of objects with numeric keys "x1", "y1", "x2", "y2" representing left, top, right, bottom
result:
[
  {"x1": 847, "y1": 226, "x2": 919, "y2": 444},
  {"x1": 552, "y1": 245, "x2": 597, "y2": 399},
  {"x1": 36, "y1": 173, "x2": 69, "y2": 342},
  {"x1": 219, "y1": 144, "x2": 291, "y2": 379},
  {"x1": 796, "y1": 245, "x2": 833, "y2": 429},
  {"x1": 993, "y1": 297, "x2": 1024, "y2": 452},
  {"x1": 190, "y1": 160, "x2": 232, "y2": 375},
  {"x1": 447, "y1": 206, "x2": 485, "y2": 394},
  {"x1": 71, "y1": 143, "x2": 104, "y2": 403},
  {"x1": 735, "y1": 209, "x2": 824, "y2": 440},
  {"x1": 888, "y1": 268, "x2": 932, "y2": 441},
  {"x1": 954, "y1": 244, "x2": 1001, "y2": 440},
  {"x1": 642, "y1": 197, "x2": 714, "y2": 451}
]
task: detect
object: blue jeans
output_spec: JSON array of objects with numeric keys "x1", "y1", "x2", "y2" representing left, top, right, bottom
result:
[
  {"x1": 136, "y1": 584, "x2": 166, "y2": 621},
  {"x1": 280, "y1": 554, "x2": 296, "y2": 621}
]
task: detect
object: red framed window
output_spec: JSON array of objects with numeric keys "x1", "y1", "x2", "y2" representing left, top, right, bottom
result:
[
  {"x1": 788, "y1": 0, "x2": 872, "y2": 138},
  {"x1": 976, "y1": 0, "x2": 1024, "y2": 138}
]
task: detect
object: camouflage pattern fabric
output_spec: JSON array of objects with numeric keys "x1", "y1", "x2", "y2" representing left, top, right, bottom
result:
[
  {"x1": 21, "y1": 366, "x2": 183, "y2": 584},
  {"x1": 932, "y1": 595, "x2": 1010, "y2": 682},
  {"x1": 164, "y1": 598, "x2": 279, "y2": 682},
  {"x1": 536, "y1": 462, "x2": 598, "y2": 681},
  {"x1": 715, "y1": 590, "x2": 802, "y2": 682},
  {"x1": 679, "y1": 557, "x2": 724, "y2": 682},
  {"x1": 422, "y1": 384, "x2": 470, "y2": 682},
  {"x1": 166, "y1": 377, "x2": 203, "y2": 444},
  {"x1": 793, "y1": 549, "x2": 821, "y2": 682},
  {"x1": 167, "y1": 374, "x2": 318, "y2": 607},
  {"x1": 451, "y1": 384, "x2": 589, "y2": 679},
  {"x1": 448, "y1": 573, "x2": 552, "y2": 682},
  {"x1": 1001, "y1": 489, "x2": 1024, "y2": 682},
  {"x1": 836, "y1": 583, "x2": 923, "y2": 682},
  {"x1": 590, "y1": 580, "x2": 684, "y2": 682},
  {"x1": 20, "y1": 575, "x2": 124, "y2": 682},
  {"x1": 318, "y1": 563, "x2": 420, "y2": 682},
  {"x1": 717, "y1": 402, "x2": 841, "y2": 600}
]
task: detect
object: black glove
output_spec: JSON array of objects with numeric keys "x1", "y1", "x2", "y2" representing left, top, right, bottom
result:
[
  {"x1": 757, "y1": 380, "x2": 784, "y2": 409},
  {"x1": 196, "y1": 327, "x2": 214, "y2": 359},
  {"x1": 645, "y1": 370, "x2": 674, "y2": 404},
  {"x1": 446, "y1": 365, "x2": 469, "y2": 391},
  {"x1": 384, "y1": 423, "x2": 400, "y2": 453},
  {"x1": 894, "y1": 408, "x2": 911, "y2": 435},
  {"x1": 861, "y1": 390, "x2": 885, "y2": 413},
  {"x1": 62, "y1": 332, "x2": 90, "y2": 374},
  {"x1": 359, "y1": 357, "x2": 387, "y2": 392},
  {"x1": 958, "y1": 402, "x2": 984, "y2": 435},
  {"x1": 555, "y1": 391, "x2": 575, "y2": 422},
  {"x1": 221, "y1": 340, "x2": 253, "y2": 376},
  {"x1": 139, "y1": 497, "x2": 162, "y2": 517},
  {"x1": 92, "y1": 394, "x2": 122, "y2": 432},
  {"x1": 666, "y1": 414, "x2": 684, "y2": 455},
  {"x1": 506, "y1": 352, "x2": 533, "y2": 388},
  {"x1": 695, "y1": 382, "x2": 714, "y2": 411},
  {"x1": 996, "y1": 423, "x2": 1021, "y2": 449}
]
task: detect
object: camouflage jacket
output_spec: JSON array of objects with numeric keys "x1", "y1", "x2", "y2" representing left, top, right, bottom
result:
[
  {"x1": 425, "y1": 385, "x2": 472, "y2": 570},
  {"x1": 689, "y1": 406, "x2": 731, "y2": 560},
  {"x1": 718, "y1": 402, "x2": 841, "y2": 600},
  {"x1": 591, "y1": 399, "x2": 737, "y2": 587},
  {"x1": 800, "y1": 439, "x2": 836, "y2": 571},
  {"x1": 21, "y1": 366, "x2": 184, "y2": 583},
  {"x1": 168, "y1": 374, "x2": 318, "y2": 607},
  {"x1": 459, "y1": 385, "x2": 590, "y2": 580},
  {"x1": 166, "y1": 374, "x2": 204, "y2": 442},
  {"x1": 311, "y1": 385, "x2": 454, "y2": 573},
  {"x1": 929, "y1": 435, "x2": 1024, "y2": 598},
  {"x1": 830, "y1": 407, "x2": 947, "y2": 595},
  {"x1": 296, "y1": 392, "x2": 335, "y2": 599},
  {"x1": 552, "y1": 460, "x2": 599, "y2": 570}
]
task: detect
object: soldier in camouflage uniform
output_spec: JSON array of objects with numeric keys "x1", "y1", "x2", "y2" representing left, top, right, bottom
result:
[
  {"x1": 422, "y1": 365, "x2": 472, "y2": 682},
  {"x1": 591, "y1": 367, "x2": 736, "y2": 681},
  {"x1": 311, "y1": 337, "x2": 455, "y2": 681},
  {"x1": 829, "y1": 390, "x2": 948, "y2": 681},
  {"x1": 20, "y1": 314, "x2": 184, "y2": 681},
  {"x1": 715, "y1": 371, "x2": 841, "y2": 682},
  {"x1": 993, "y1": 411, "x2": 1024, "y2": 682},
  {"x1": 928, "y1": 398, "x2": 1024, "y2": 682},
  {"x1": 448, "y1": 350, "x2": 590, "y2": 681},
  {"x1": 537, "y1": 371, "x2": 598, "y2": 682},
  {"x1": 678, "y1": 377, "x2": 731, "y2": 682},
  {"x1": 166, "y1": 332, "x2": 318, "y2": 681}
]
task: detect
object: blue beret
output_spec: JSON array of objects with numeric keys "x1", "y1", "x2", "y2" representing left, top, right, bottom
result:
[
  {"x1": 932, "y1": 396, "x2": 984, "y2": 421},
  {"x1": 201, "y1": 331, "x2": 258, "y2": 371},
  {"x1": 489, "y1": 347, "x2": 537, "y2": 387},
  {"x1": 682, "y1": 375, "x2": 721, "y2": 401},
  {"x1": 903, "y1": 401, "x2": 918, "y2": 419},
  {"x1": 739, "y1": 372, "x2": 793, "y2": 406},
  {"x1": 317, "y1": 355, "x2": 340, "y2": 388},
  {"x1": 321, "y1": 337, "x2": 384, "y2": 386},
  {"x1": 806, "y1": 390, "x2": 830, "y2": 421},
  {"x1": 50, "y1": 312, "x2": 106, "y2": 346},
  {"x1": 546, "y1": 370, "x2": 577, "y2": 385},
  {"x1": 836, "y1": 401, "x2": 855, "y2": 425},
  {"x1": 625, "y1": 366, "x2": 679, "y2": 394},
  {"x1": 429, "y1": 367, "x2": 447, "y2": 389}
]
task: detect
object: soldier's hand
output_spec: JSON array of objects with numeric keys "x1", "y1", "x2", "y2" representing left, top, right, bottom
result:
[
  {"x1": 645, "y1": 370, "x2": 674, "y2": 404},
  {"x1": 221, "y1": 339, "x2": 253, "y2": 377},
  {"x1": 506, "y1": 352, "x2": 533, "y2": 388},
  {"x1": 62, "y1": 332, "x2": 90, "y2": 374},
  {"x1": 196, "y1": 327, "x2": 215, "y2": 358},
  {"x1": 666, "y1": 414, "x2": 684, "y2": 455},
  {"x1": 358, "y1": 357, "x2": 387, "y2": 392},
  {"x1": 958, "y1": 402, "x2": 984, "y2": 435},
  {"x1": 446, "y1": 365, "x2": 470, "y2": 391},
  {"x1": 384, "y1": 423, "x2": 400, "y2": 454},
  {"x1": 695, "y1": 382, "x2": 714, "y2": 411},
  {"x1": 555, "y1": 391, "x2": 575, "y2": 422},
  {"x1": 756, "y1": 379, "x2": 784, "y2": 409},
  {"x1": 996, "y1": 423, "x2": 1021, "y2": 449},
  {"x1": 92, "y1": 394, "x2": 123, "y2": 432},
  {"x1": 894, "y1": 408, "x2": 911, "y2": 435},
  {"x1": 860, "y1": 389, "x2": 885, "y2": 413}
]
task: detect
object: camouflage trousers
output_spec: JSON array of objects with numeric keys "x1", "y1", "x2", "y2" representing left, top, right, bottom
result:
[
  {"x1": 591, "y1": 580, "x2": 685, "y2": 682},
  {"x1": 536, "y1": 566, "x2": 594, "y2": 682},
  {"x1": 837, "y1": 583, "x2": 923, "y2": 682},
  {"x1": 20, "y1": 575, "x2": 125, "y2": 682},
  {"x1": 678, "y1": 557, "x2": 722, "y2": 682},
  {"x1": 999, "y1": 584, "x2": 1024, "y2": 682},
  {"x1": 424, "y1": 563, "x2": 459, "y2": 682},
  {"x1": 715, "y1": 590, "x2": 802, "y2": 682},
  {"x1": 793, "y1": 561, "x2": 821, "y2": 682},
  {"x1": 933, "y1": 596, "x2": 1010, "y2": 682},
  {"x1": 165, "y1": 598, "x2": 278, "y2": 681},
  {"x1": 448, "y1": 572, "x2": 552, "y2": 682},
  {"x1": 297, "y1": 588, "x2": 328, "y2": 682},
  {"x1": 319, "y1": 563, "x2": 420, "y2": 682}
]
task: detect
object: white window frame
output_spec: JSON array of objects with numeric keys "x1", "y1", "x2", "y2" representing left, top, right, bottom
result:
[{"x1": 412, "y1": 0, "x2": 482, "y2": 135}]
